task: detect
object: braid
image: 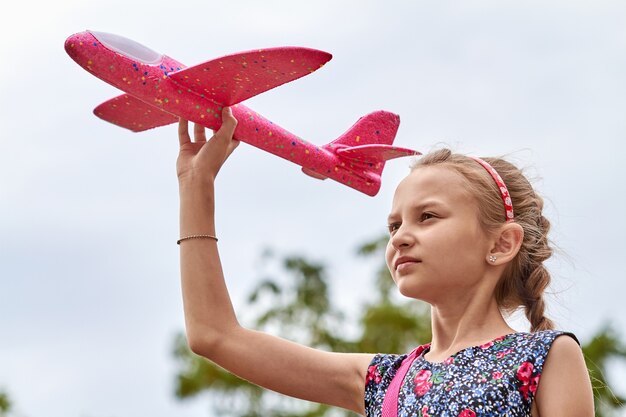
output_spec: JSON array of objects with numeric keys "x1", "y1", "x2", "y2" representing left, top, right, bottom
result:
[
  {"x1": 522, "y1": 264, "x2": 554, "y2": 331},
  {"x1": 518, "y1": 201, "x2": 555, "y2": 331}
]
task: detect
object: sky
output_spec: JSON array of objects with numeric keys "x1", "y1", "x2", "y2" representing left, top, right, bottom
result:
[{"x1": 1, "y1": 1, "x2": 625, "y2": 416}]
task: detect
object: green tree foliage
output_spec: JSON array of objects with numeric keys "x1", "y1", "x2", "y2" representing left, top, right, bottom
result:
[
  {"x1": 0, "y1": 390, "x2": 11, "y2": 417},
  {"x1": 581, "y1": 324, "x2": 626, "y2": 417},
  {"x1": 172, "y1": 236, "x2": 625, "y2": 417}
]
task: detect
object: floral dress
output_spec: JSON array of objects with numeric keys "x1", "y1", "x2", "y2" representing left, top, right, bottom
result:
[{"x1": 364, "y1": 330, "x2": 579, "y2": 417}]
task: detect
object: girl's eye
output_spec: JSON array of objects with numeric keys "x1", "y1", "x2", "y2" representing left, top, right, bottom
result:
[
  {"x1": 387, "y1": 222, "x2": 401, "y2": 234},
  {"x1": 421, "y1": 212, "x2": 436, "y2": 221}
]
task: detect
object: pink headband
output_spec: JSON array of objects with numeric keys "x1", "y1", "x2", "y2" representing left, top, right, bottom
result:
[{"x1": 470, "y1": 157, "x2": 514, "y2": 221}]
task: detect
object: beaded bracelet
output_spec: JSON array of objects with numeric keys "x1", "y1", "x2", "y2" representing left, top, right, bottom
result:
[{"x1": 177, "y1": 234, "x2": 219, "y2": 245}]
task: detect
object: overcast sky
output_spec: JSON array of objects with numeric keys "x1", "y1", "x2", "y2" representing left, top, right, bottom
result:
[{"x1": 1, "y1": 1, "x2": 625, "y2": 416}]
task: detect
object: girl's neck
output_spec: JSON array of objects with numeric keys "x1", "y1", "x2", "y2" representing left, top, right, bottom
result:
[{"x1": 425, "y1": 295, "x2": 516, "y2": 362}]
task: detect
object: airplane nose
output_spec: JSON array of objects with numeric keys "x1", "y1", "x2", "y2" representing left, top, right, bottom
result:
[{"x1": 64, "y1": 31, "x2": 93, "y2": 60}]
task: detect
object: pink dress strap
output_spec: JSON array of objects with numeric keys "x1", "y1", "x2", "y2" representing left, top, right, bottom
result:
[{"x1": 381, "y1": 344, "x2": 430, "y2": 417}]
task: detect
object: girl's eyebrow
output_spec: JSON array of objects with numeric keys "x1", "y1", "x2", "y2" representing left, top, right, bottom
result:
[{"x1": 387, "y1": 200, "x2": 444, "y2": 222}]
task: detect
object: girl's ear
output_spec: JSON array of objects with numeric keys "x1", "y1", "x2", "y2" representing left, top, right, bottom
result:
[{"x1": 487, "y1": 223, "x2": 524, "y2": 265}]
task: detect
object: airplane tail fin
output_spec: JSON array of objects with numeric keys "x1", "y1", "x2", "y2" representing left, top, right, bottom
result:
[
  {"x1": 302, "y1": 111, "x2": 420, "y2": 196},
  {"x1": 326, "y1": 110, "x2": 401, "y2": 148}
]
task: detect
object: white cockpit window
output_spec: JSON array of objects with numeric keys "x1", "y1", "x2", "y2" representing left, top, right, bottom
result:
[{"x1": 89, "y1": 31, "x2": 163, "y2": 65}]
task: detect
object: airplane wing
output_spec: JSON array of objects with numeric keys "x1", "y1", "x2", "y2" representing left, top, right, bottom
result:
[
  {"x1": 336, "y1": 144, "x2": 420, "y2": 163},
  {"x1": 167, "y1": 47, "x2": 332, "y2": 106},
  {"x1": 93, "y1": 94, "x2": 179, "y2": 132}
]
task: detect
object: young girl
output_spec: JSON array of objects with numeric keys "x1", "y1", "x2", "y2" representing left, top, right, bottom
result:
[{"x1": 176, "y1": 107, "x2": 594, "y2": 417}]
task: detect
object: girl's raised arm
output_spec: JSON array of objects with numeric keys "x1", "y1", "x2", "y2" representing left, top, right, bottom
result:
[{"x1": 177, "y1": 108, "x2": 374, "y2": 415}]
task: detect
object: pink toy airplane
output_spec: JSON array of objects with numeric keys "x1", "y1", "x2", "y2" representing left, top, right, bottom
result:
[{"x1": 65, "y1": 31, "x2": 420, "y2": 196}]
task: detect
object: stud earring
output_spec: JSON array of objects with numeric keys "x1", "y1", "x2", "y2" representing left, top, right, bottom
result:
[{"x1": 488, "y1": 255, "x2": 497, "y2": 263}]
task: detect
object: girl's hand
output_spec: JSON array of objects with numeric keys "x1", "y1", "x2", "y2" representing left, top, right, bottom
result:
[{"x1": 176, "y1": 107, "x2": 239, "y2": 187}]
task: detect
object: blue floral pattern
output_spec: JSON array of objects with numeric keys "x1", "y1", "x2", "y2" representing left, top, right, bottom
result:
[{"x1": 364, "y1": 330, "x2": 579, "y2": 417}]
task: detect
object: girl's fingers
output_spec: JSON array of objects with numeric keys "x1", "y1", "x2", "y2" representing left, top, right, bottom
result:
[
  {"x1": 193, "y1": 122, "x2": 207, "y2": 142},
  {"x1": 179, "y1": 109, "x2": 235, "y2": 147},
  {"x1": 214, "y1": 107, "x2": 238, "y2": 142},
  {"x1": 178, "y1": 119, "x2": 191, "y2": 146}
]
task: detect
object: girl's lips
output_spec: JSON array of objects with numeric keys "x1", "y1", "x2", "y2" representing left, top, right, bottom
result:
[
  {"x1": 394, "y1": 256, "x2": 421, "y2": 270},
  {"x1": 396, "y1": 260, "x2": 420, "y2": 272}
]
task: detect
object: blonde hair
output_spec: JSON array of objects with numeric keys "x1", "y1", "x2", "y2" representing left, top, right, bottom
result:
[{"x1": 412, "y1": 149, "x2": 555, "y2": 332}]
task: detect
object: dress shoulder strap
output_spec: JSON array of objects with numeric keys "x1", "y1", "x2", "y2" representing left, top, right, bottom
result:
[{"x1": 381, "y1": 344, "x2": 430, "y2": 417}]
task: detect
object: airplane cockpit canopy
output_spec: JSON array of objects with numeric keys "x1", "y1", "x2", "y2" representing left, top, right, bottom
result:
[{"x1": 89, "y1": 31, "x2": 163, "y2": 65}]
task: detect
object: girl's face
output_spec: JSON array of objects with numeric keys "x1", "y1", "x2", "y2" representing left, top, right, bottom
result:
[{"x1": 385, "y1": 165, "x2": 494, "y2": 304}]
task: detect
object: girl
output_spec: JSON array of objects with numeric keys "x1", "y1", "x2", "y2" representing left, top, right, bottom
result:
[{"x1": 176, "y1": 107, "x2": 594, "y2": 417}]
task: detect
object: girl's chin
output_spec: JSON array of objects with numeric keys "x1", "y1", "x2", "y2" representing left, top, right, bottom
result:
[
  {"x1": 394, "y1": 277, "x2": 441, "y2": 304},
  {"x1": 395, "y1": 280, "x2": 426, "y2": 299}
]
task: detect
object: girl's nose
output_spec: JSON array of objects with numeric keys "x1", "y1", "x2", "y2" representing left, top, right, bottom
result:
[{"x1": 390, "y1": 225, "x2": 415, "y2": 250}]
